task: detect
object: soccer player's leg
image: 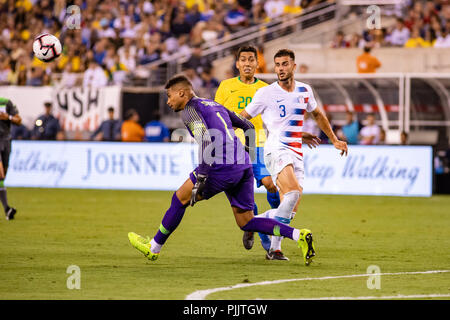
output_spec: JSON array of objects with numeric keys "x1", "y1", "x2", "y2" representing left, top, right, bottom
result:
[
  {"x1": 262, "y1": 152, "x2": 300, "y2": 259},
  {"x1": 128, "y1": 168, "x2": 222, "y2": 261},
  {"x1": 0, "y1": 142, "x2": 15, "y2": 220},
  {"x1": 276, "y1": 165, "x2": 315, "y2": 265},
  {"x1": 128, "y1": 173, "x2": 195, "y2": 260},
  {"x1": 260, "y1": 175, "x2": 282, "y2": 253}
]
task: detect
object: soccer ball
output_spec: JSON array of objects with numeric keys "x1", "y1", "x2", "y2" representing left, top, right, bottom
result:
[{"x1": 33, "y1": 33, "x2": 62, "y2": 62}]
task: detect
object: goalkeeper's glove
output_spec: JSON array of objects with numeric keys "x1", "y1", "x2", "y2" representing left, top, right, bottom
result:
[{"x1": 190, "y1": 174, "x2": 207, "y2": 207}]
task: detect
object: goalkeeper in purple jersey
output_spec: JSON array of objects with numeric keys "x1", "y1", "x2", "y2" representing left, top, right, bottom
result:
[{"x1": 128, "y1": 75, "x2": 315, "y2": 265}]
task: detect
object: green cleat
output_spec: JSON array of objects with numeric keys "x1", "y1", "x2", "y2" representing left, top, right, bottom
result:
[
  {"x1": 297, "y1": 229, "x2": 315, "y2": 266},
  {"x1": 128, "y1": 232, "x2": 159, "y2": 261}
]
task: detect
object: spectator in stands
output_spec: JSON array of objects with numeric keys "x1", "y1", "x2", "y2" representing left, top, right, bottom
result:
[
  {"x1": 386, "y1": 18, "x2": 410, "y2": 46},
  {"x1": 60, "y1": 63, "x2": 78, "y2": 88},
  {"x1": 338, "y1": 111, "x2": 360, "y2": 145},
  {"x1": 184, "y1": 67, "x2": 203, "y2": 92},
  {"x1": 121, "y1": 109, "x2": 144, "y2": 142},
  {"x1": 284, "y1": 0, "x2": 303, "y2": 15},
  {"x1": 224, "y1": 1, "x2": 248, "y2": 32},
  {"x1": 330, "y1": 31, "x2": 349, "y2": 48},
  {"x1": 83, "y1": 60, "x2": 108, "y2": 88},
  {"x1": 11, "y1": 123, "x2": 30, "y2": 140},
  {"x1": 26, "y1": 67, "x2": 45, "y2": 86},
  {"x1": 434, "y1": 26, "x2": 450, "y2": 47},
  {"x1": 359, "y1": 113, "x2": 381, "y2": 145},
  {"x1": 349, "y1": 32, "x2": 366, "y2": 48},
  {"x1": 264, "y1": 0, "x2": 286, "y2": 20},
  {"x1": 98, "y1": 17, "x2": 116, "y2": 39},
  {"x1": 93, "y1": 39, "x2": 109, "y2": 66},
  {"x1": 185, "y1": 4, "x2": 202, "y2": 28},
  {"x1": 32, "y1": 102, "x2": 62, "y2": 141},
  {"x1": 356, "y1": 46, "x2": 381, "y2": 73},
  {"x1": 255, "y1": 45, "x2": 268, "y2": 74},
  {"x1": 423, "y1": 28, "x2": 437, "y2": 47},
  {"x1": 57, "y1": 47, "x2": 82, "y2": 73},
  {"x1": 90, "y1": 107, "x2": 122, "y2": 141},
  {"x1": 0, "y1": 54, "x2": 12, "y2": 85},
  {"x1": 144, "y1": 112, "x2": 170, "y2": 142},
  {"x1": 405, "y1": 27, "x2": 430, "y2": 48},
  {"x1": 171, "y1": 6, "x2": 193, "y2": 38},
  {"x1": 299, "y1": 63, "x2": 309, "y2": 73},
  {"x1": 110, "y1": 54, "x2": 129, "y2": 85},
  {"x1": 183, "y1": 44, "x2": 212, "y2": 75},
  {"x1": 199, "y1": 67, "x2": 220, "y2": 100},
  {"x1": 201, "y1": 18, "x2": 227, "y2": 43}
]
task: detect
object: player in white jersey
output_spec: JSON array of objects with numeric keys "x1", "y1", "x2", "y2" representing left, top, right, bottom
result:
[{"x1": 241, "y1": 49, "x2": 348, "y2": 262}]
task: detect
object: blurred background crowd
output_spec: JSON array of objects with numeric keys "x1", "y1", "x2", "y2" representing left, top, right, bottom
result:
[
  {"x1": 330, "y1": 0, "x2": 450, "y2": 49},
  {"x1": 0, "y1": 0, "x2": 328, "y2": 87}
]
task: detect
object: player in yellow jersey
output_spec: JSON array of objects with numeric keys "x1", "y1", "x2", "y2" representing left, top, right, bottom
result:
[{"x1": 215, "y1": 46, "x2": 320, "y2": 260}]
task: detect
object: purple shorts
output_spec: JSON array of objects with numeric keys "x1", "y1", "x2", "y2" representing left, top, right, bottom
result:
[{"x1": 189, "y1": 166, "x2": 254, "y2": 211}]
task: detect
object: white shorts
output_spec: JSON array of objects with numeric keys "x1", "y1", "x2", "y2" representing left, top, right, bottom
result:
[{"x1": 264, "y1": 149, "x2": 304, "y2": 190}]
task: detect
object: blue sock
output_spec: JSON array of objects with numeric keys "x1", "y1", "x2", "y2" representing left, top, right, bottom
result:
[
  {"x1": 153, "y1": 193, "x2": 188, "y2": 245},
  {"x1": 267, "y1": 191, "x2": 280, "y2": 209}
]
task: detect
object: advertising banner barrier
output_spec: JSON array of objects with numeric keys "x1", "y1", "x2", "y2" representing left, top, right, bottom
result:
[
  {"x1": 6, "y1": 141, "x2": 432, "y2": 197},
  {"x1": 0, "y1": 86, "x2": 121, "y2": 131}
]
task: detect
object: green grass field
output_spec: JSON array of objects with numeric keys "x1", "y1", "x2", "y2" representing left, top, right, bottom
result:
[{"x1": 0, "y1": 188, "x2": 449, "y2": 300}]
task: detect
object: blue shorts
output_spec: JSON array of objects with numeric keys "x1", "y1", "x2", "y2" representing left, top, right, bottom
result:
[
  {"x1": 252, "y1": 147, "x2": 270, "y2": 188},
  {"x1": 189, "y1": 166, "x2": 254, "y2": 211}
]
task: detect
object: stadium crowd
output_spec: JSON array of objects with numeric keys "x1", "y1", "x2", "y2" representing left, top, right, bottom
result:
[
  {"x1": 330, "y1": 0, "x2": 450, "y2": 49},
  {"x1": 0, "y1": 0, "x2": 329, "y2": 87}
]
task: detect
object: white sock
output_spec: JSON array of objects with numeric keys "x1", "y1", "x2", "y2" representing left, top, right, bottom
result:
[
  {"x1": 271, "y1": 236, "x2": 283, "y2": 251},
  {"x1": 292, "y1": 229, "x2": 300, "y2": 242},
  {"x1": 277, "y1": 190, "x2": 300, "y2": 218},
  {"x1": 150, "y1": 238, "x2": 162, "y2": 253},
  {"x1": 270, "y1": 191, "x2": 299, "y2": 251}
]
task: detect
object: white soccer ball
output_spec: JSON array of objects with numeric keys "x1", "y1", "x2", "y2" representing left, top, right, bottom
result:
[{"x1": 33, "y1": 33, "x2": 62, "y2": 62}]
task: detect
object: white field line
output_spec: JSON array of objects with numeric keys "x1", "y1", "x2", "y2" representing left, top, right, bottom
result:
[
  {"x1": 185, "y1": 270, "x2": 450, "y2": 300},
  {"x1": 281, "y1": 293, "x2": 450, "y2": 300}
]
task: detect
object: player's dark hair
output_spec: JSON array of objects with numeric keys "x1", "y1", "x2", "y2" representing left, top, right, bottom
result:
[
  {"x1": 364, "y1": 46, "x2": 371, "y2": 53},
  {"x1": 236, "y1": 46, "x2": 258, "y2": 60},
  {"x1": 165, "y1": 75, "x2": 193, "y2": 90},
  {"x1": 274, "y1": 49, "x2": 295, "y2": 61}
]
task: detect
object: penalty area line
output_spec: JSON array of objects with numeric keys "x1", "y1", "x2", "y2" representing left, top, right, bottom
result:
[{"x1": 185, "y1": 269, "x2": 450, "y2": 300}]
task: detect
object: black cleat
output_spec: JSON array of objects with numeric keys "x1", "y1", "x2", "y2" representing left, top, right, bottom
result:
[
  {"x1": 5, "y1": 207, "x2": 17, "y2": 220},
  {"x1": 243, "y1": 231, "x2": 254, "y2": 250},
  {"x1": 266, "y1": 249, "x2": 289, "y2": 261}
]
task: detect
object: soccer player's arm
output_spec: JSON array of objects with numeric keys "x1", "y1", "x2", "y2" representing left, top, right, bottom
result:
[
  {"x1": 241, "y1": 88, "x2": 266, "y2": 120},
  {"x1": 308, "y1": 85, "x2": 347, "y2": 156}
]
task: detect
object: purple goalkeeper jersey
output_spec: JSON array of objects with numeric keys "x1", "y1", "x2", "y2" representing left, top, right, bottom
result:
[{"x1": 181, "y1": 96, "x2": 254, "y2": 175}]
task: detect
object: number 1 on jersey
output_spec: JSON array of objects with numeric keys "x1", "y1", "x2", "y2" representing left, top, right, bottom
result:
[{"x1": 216, "y1": 112, "x2": 234, "y2": 140}]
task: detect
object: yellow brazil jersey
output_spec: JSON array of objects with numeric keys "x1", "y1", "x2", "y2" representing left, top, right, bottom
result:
[{"x1": 215, "y1": 76, "x2": 268, "y2": 147}]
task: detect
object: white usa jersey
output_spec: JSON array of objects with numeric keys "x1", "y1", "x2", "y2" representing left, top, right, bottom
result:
[{"x1": 245, "y1": 80, "x2": 317, "y2": 158}]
